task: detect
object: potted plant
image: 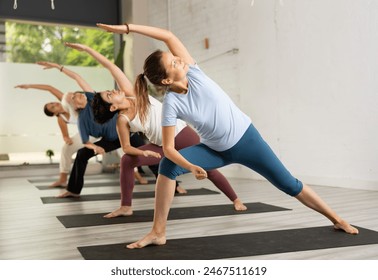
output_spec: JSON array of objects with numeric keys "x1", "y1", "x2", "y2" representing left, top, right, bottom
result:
[{"x1": 45, "y1": 149, "x2": 54, "y2": 163}]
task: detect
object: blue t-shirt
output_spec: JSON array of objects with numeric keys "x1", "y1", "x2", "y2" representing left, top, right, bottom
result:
[
  {"x1": 162, "y1": 64, "x2": 251, "y2": 151},
  {"x1": 78, "y1": 92, "x2": 118, "y2": 143}
]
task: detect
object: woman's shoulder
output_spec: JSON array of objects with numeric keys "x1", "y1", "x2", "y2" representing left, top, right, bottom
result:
[
  {"x1": 187, "y1": 63, "x2": 204, "y2": 79},
  {"x1": 117, "y1": 113, "x2": 131, "y2": 124}
]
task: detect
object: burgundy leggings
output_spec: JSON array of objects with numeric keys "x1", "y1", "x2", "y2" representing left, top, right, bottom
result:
[{"x1": 119, "y1": 126, "x2": 238, "y2": 206}]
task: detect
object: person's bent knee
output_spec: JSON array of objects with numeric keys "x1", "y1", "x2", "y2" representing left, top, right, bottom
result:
[
  {"x1": 158, "y1": 157, "x2": 187, "y2": 180},
  {"x1": 283, "y1": 179, "x2": 303, "y2": 196},
  {"x1": 76, "y1": 147, "x2": 94, "y2": 160},
  {"x1": 61, "y1": 144, "x2": 70, "y2": 154},
  {"x1": 121, "y1": 153, "x2": 138, "y2": 169}
]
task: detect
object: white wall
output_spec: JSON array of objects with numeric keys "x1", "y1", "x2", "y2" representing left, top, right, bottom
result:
[
  {"x1": 0, "y1": 62, "x2": 114, "y2": 154},
  {"x1": 129, "y1": 0, "x2": 378, "y2": 190},
  {"x1": 237, "y1": 0, "x2": 378, "y2": 190}
]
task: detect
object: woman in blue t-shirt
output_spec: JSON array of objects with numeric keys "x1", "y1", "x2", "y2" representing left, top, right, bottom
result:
[
  {"x1": 97, "y1": 23, "x2": 359, "y2": 249},
  {"x1": 63, "y1": 42, "x2": 246, "y2": 216}
]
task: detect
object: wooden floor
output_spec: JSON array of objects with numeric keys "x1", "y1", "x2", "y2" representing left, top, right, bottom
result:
[{"x1": 0, "y1": 167, "x2": 378, "y2": 261}]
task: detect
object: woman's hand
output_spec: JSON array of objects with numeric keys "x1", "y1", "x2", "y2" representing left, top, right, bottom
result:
[
  {"x1": 36, "y1": 61, "x2": 60, "y2": 70},
  {"x1": 14, "y1": 84, "x2": 31, "y2": 89},
  {"x1": 97, "y1": 23, "x2": 128, "y2": 34},
  {"x1": 93, "y1": 146, "x2": 105, "y2": 155},
  {"x1": 63, "y1": 136, "x2": 73, "y2": 145},
  {"x1": 142, "y1": 150, "x2": 161, "y2": 159},
  {"x1": 190, "y1": 165, "x2": 208, "y2": 180}
]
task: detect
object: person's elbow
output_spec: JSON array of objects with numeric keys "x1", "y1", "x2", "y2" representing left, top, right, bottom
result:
[
  {"x1": 162, "y1": 146, "x2": 175, "y2": 160},
  {"x1": 165, "y1": 31, "x2": 177, "y2": 43},
  {"x1": 122, "y1": 144, "x2": 133, "y2": 155}
]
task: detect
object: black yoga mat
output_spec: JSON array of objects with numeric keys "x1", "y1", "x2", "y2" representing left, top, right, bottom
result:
[
  {"x1": 78, "y1": 225, "x2": 377, "y2": 260},
  {"x1": 35, "y1": 180, "x2": 156, "y2": 190},
  {"x1": 41, "y1": 188, "x2": 219, "y2": 204},
  {"x1": 57, "y1": 202, "x2": 290, "y2": 228}
]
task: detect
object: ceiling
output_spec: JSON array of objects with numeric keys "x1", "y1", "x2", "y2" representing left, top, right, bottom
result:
[{"x1": 0, "y1": 0, "x2": 121, "y2": 27}]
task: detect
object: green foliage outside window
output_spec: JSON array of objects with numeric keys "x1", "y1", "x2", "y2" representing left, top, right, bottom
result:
[{"x1": 5, "y1": 22, "x2": 114, "y2": 66}]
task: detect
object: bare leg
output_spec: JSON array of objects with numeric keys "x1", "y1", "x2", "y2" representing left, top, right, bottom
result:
[
  {"x1": 49, "y1": 172, "x2": 68, "y2": 188},
  {"x1": 127, "y1": 175, "x2": 176, "y2": 249},
  {"x1": 295, "y1": 184, "x2": 358, "y2": 234}
]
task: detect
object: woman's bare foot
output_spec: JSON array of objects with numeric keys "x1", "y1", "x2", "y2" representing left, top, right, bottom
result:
[
  {"x1": 126, "y1": 231, "x2": 166, "y2": 249},
  {"x1": 134, "y1": 170, "x2": 148, "y2": 184},
  {"x1": 56, "y1": 191, "x2": 80, "y2": 198},
  {"x1": 104, "y1": 206, "x2": 133, "y2": 218},
  {"x1": 49, "y1": 181, "x2": 67, "y2": 188},
  {"x1": 50, "y1": 173, "x2": 68, "y2": 188},
  {"x1": 334, "y1": 220, "x2": 359, "y2": 234},
  {"x1": 233, "y1": 198, "x2": 247, "y2": 211},
  {"x1": 175, "y1": 185, "x2": 187, "y2": 194}
]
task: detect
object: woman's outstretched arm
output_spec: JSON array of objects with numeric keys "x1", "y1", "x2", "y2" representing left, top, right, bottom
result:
[
  {"x1": 64, "y1": 42, "x2": 134, "y2": 96},
  {"x1": 36, "y1": 61, "x2": 94, "y2": 92},
  {"x1": 97, "y1": 23, "x2": 195, "y2": 65},
  {"x1": 14, "y1": 84, "x2": 64, "y2": 101}
]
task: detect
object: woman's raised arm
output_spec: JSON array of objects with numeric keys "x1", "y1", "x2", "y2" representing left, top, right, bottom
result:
[
  {"x1": 37, "y1": 61, "x2": 94, "y2": 92},
  {"x1": 64, "y1": 42, "x2": 134, "y2": 96},
  {"x1": 97, "y1": 23, "x2": 194, "y2": 65}
]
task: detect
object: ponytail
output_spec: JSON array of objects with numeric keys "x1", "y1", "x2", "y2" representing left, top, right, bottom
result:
[
  {"x1": 134, "y1": 50, "x2": 168, "y2": 125},
  {"x1": 134, "y1": 73, "x2": 150, "y2": 126}
]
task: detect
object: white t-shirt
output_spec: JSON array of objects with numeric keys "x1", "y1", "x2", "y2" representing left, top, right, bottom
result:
[
  {"x1": 162, "y1": 64, "x2": 251, "y2": 151},
  {"x1": 120, "y1": 95, "x2": 187, "y2": 146},
  {"x1": 61, "y1": 93, "x2": 78, "y2": 124}
]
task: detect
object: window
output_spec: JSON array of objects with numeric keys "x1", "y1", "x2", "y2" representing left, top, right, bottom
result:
[{"x1": 5, "y1": 21, "x2": 115, "y2": 66}]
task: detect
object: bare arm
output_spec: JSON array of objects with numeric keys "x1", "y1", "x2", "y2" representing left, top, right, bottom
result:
[
  {"x1": 57, "y1": 116, "x2": 73, "y2": 145},
  {"x1": 117, "y1": 117, "x2": 161, "y2": 158},
  {"x1": 14, "y1": 84, "x2": 64, "y2": 101},
  {"x1": 97, "y1": 23, "x2": 195, "y2": 65},
  {"x1": 162, "y1": 126, "x2": 207, "y2": 180},
  {"x1": 37, "y1": 61, "x2": 94, "y2": 92},
  {"x1": 64, "y1": 43, "x2": 134, "y2": 96}
]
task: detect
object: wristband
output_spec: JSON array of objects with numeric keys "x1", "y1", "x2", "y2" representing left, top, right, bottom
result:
[{"x1": 124, "y1": 22, "x2": 130, "y2": 34}]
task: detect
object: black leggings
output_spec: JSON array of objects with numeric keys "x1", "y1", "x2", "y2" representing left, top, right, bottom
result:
[{"x1": 67, "y1": 133, "x2": 158, "y2": 194}]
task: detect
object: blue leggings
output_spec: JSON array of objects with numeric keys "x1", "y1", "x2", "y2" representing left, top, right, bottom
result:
[{"x1": 159, "y1": 124, "x2": 303, "y2": 196}]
